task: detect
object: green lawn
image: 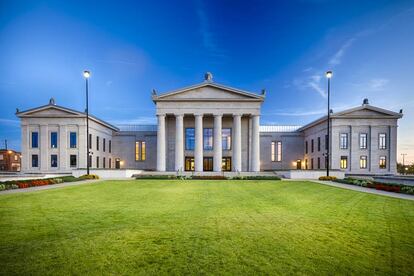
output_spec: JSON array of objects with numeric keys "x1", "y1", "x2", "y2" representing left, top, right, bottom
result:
[{"x1": 0, "y1": 180, "x2": 413, "y2": 275}]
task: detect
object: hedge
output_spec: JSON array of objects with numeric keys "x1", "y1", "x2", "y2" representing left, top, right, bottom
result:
[{"x1": 333, "y1": 177, "x2": 414, "y2": 195}]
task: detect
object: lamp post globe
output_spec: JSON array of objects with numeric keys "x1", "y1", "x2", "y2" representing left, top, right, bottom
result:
[
  {"x1": 326, "y1": 70, "x2": 333, "y2": 176},
  {"x1": 84, "y1": 70, "x2": 91, "y2": 175}
]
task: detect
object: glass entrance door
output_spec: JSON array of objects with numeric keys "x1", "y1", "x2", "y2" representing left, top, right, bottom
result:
[
  {"x1": 203, "y1": 157, "x2": 213, "y2": 171},
  {"x1": 222, "y1": 157, "x2": 231, "y2": 171},
  {"x1": 185, "y1": 157, "x2": 194, "y2": 171}
]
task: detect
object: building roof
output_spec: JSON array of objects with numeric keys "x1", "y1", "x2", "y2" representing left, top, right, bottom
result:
[
  {"x1": 298, "y1": 101, "x2": 403, "y2": 132},
  {"x1": 16, "y1": 99, "x2": 119, "y2": 131},
  {"x1": 117, "y1": 124, "x2": 157, "y2": 132},
  {"x1": 259, "y1": 125, "x2": 302, "y2": 132}
]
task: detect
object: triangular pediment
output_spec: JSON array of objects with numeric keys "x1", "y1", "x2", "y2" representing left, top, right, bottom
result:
[
  {"x1": 333, "y1": 105, "x2": 402, "y2": 118},
  {"x1": 17, "y1": 105, "x2": 84, "y2": 118},
  {"x1": 154, "y1": 82, "x2": 264, "y2": 102}
]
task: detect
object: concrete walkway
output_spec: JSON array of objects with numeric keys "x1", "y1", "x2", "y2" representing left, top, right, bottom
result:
[
  {"x1": 0, "y1": 179, "x2": 102, "y2": 195},
  {"x1": 310, "y1": 180, "x2": 414, "y2": 201}
]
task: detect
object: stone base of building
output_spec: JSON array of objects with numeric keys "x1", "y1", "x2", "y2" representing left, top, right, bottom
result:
[{"x1": 275, "y1": 170, "x2": 345, "y2": 179}]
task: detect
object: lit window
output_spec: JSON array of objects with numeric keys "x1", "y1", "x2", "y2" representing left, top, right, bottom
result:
[
  {"x1": 203, "y1": 128, "x2": 213, "y2": 150},
  {"x1": 277, "y1": 141, "x2": 282, "y2": 162},
  {"x1": 379, "y1": 133, "x2": 386, "y2": 149},
  {"x1": 340, "y1": 133, "x2": 348, "y2": 149},
  {"x1": 222, "y1": 128, "x2": 231, "y2": 150},
  {"x1": 379, "y1": 156, "x2": 386, "y2": 169},
  {"x1": 360, "y1": 133, "x2": 367, "y2": 149},
  {"x1": 51, "y1": 155, "x2": 58, "y2": 168},
  {"x1": 0, "y1": 154, "x2": 3, "y2": 160},
  {"x1": 185, "y1": 128, "x2": 195, "y2": 150},
  {"x1": 31, "y1": 132, "x2": 39, "y2": 148},
  {"x1": 135, "y1": 141, "x2": 146, "y2": 161},
  {"x1": 360, "y1": 156, "x2": 367, "y2": 169},
  {"x1": 271, "y1": 142, "x2": 275, "y2": 162},
  {"x1": 70, "y1": 132, "x2": 77, "y2": 148},
  {"x1": 340, "y1": 156, "x2": 348, "y2": 169}
]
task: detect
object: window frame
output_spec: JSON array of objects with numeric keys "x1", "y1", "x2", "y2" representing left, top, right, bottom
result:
[
  {"x1": 340, "y1": 156, "x2": 348, "y2": 169},
  {"x1": 203, "y1": 128, "x2": 213, "y2": 151},
  {"x1": 185, "y1": 128, "x2": 195, "y2": 150},
  {"x1": 135, "y1": 141, "x2": 146, "y2": 161},
  {"x1": 70, "y1": 132, "x2": 77, "y2": 148},
  {"x1": 340, "y1": 133, "x2": 348, "y2": 149},
  {"x1": 222, "y1": 128, "x2": 232, "y2": 150},
  {"x1": 51, "y1": 154, "x2": 58, "y2": 168},
  {"x1": 360, "y1": 155, "x2": 367, "y2": 169},
  {"x1": 379, "y1": 133, "x2": 387, "y2": 150},
  {"x1": 359, "y1": 133, "x2": 367, "y2": 149},
  {"x1": 379, "y1": 156, "x2": 387, "y2": 169},
  {"x1": 31, "y1": 154, "x2": 39, "y2": 168},
  {"x1": 70, "y1": 154, "x2": 77, "y2": 168},
  {"x1": 31, "y1": 132, "x2": 39, "y2": 148}
]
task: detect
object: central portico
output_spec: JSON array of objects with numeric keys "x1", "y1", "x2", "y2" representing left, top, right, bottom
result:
[{"x1": 152, "y1": 73, "x2": 264, "y2": 172}]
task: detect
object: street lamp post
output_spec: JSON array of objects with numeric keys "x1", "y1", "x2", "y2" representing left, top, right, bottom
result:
[
  {"x1": 401, "y1": 153, "x2": 407, "y2": 175},
  {"x1": 326, "y1": 71, "x2": 333, "y2": 177},
  {"x1": 83, "y1": 70, "x2": 91, "y2": 175}
]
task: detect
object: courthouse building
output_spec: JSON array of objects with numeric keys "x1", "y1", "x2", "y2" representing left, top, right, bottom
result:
[{"x1": 16, "y1": 73, "x2": 403, "y2": 175}]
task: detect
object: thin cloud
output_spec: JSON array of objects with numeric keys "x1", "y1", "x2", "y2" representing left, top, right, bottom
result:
[
  {"x1": 368, "y1": 78, "x2": 389, "y2": 91},
  {"x1": 0, "y1": 118, "x2": 20, "y2": 126},
  {"x1": 329, "y1": 38, "x2": 356, "y2": 66}
]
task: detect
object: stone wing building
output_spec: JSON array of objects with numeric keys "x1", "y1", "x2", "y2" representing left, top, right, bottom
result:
[{"x1": 16, "y1": 75, "x2": 403, "y2": 176}]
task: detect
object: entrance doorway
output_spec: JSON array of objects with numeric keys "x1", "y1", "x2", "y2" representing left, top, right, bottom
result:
[
  {"x1": 222, "y1": 157, "x2": 231, "y2": 171},
  {"x1": 296, "y1": 160, "x2": 302, "y2": 170},
  {"x1": 203, "y1": 157, "x2": 213, "y2": 171},
  {"x1": 185, "y1": 157, "x2": 194, "y2": 171},
  {"x1": 115, "y1": 158, "x2": 121, "y2": 169}
]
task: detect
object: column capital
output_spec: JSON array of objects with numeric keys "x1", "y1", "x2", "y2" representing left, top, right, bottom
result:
[
  {"x1": 213, "y1": 113, "x2": 223, "y2": 117},
  {"x1": 156, "y1": 113, "x2": 166, "y2": 117},
  {"x1": 233, "y1": 113, "x2": 242, "y2": 117},
  {"x1": 194, "y1": 112, "x2": 204, "y2": 117},
  {"x1": 175, "y1": 113, "x2": 184, "y2": 118}
]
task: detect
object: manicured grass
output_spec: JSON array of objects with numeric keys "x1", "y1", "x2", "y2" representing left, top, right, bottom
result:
[{"x1": 0, "y1": 180, "x2": 413, "y2": 275}]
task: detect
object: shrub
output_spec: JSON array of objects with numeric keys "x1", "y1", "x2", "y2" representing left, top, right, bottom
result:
[
  {"x1": 319, "y1": 176, "x2": 337, "y2": 181},
  {"x1": 136, "y1": 175, "x2": 177, "y2": 179},
  {"x1": 191, "y1": 175, "x2": 227, "y2": 180},
  {"x1": 401, "y1": 186, "x2": 414, "y2": 195},
  {"x1": 0, "y1": 184, "x2": 5, "y2": 191},
  {"x1": 79, "y1": 174, "x2": 100, "y2": 180},
  {"x1": 11, "y1": 184, "x2": 19, "y2": 189},
  {"x1": 244, "y1": 176, "x2": 281, "y2": 180},
  {"x1": 59, "y1": 176, "x2": 80, "y2": 182}
]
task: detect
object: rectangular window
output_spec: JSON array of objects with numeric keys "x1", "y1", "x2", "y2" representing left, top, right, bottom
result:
[
  {"x1": 311, "y1": 158, "x2": 314, "y2": 170},
  {"x1": 305, "y1": 159, "x2": 308, "y2": 170},
  {"x1": 89, "y1": 134, "x2": 92, "y2": 149},
  {"x1": 96, "y1": 156, "x2": 99, "y2": 168},
  {"x1": 317, "y1": 157, "x2": 321, "y2": 169},
  {"x1": 317, "y1": 137, "x2": 321, "y2": 152},
  {"x1": 305, "y1": 141, "x2": 308, "y2": 154},
  {"x1": 379, "y1": 133, "x2": 386, "y2": 149},
  {"x1": 277, "y1": 141, "x2": 282, "y2": 162},
  {"x1": 70, "y1": 155, "x2": 77, "y2": 167},
  {"x1": 96, "y1": 136, "x2": 99, "y2": 151},
  {"x1": 31, "y1": 132, "x2": 39, "y2": 148},
  {"x1": 70, "y1": 132, "x2": 77, "y2": 148},
  {"x1": 50, "y1": 132, "x2": 58, "y2": 148},
  {"x1": 185, "y1": 128, "x2": 195, "y2": 150},
  {"x1": 203, "y1": 128, "x2": 213, "y2": 150},
  {"x1": 360, "y1": 133, "x2": 367, "y2": 149},
  {"x1": 271, "y1": 142, "x2": 275, "y2": 162},
  {"x1": 222, "y1": 128, "x2": 232, "y2": 150},
  {"x1": 109, "y1": 140, "x2": 112, "y2": 153},
  {"x1": 103, "y1": 157, "x2": 106, "y2": 169},
  {"x1": 0, "y1": 154, "x2": 3, "y2": 160},
  {"x1": 32, "y1": 154, "x2": 38, "y2": 167},
  {"x1": 103, "y1": 138, "x2": 106, "y2": 152},
  {"x1": 14, "y1": 155, "x2": 18, "y2": 161},
  {"x1": 340, "y1": 133, "x2": 348, "y2": 149},
  {"x1": 340, "y1": 156, "x2": 348, "y2": 169},
  {"x1": 135, "y1": 141, "x2": 146, "y2": 161},
  {"x1": 360, "y1": 156, "x2": 367, "y2": 169},
  {"x1": 379, "y1": 156, "x2": 387, "y2": 169},
  {"x1": 51, "y1": 154, "x2": 58, "y2": 168},
  {"x1": 311, "y1": 139, "x2": 314, "y2": 153},
  {"x1": 222, "y1": 157, "x2": 231, "y2": 171},
  {"x1": 109, "y1": 158, "x2": 112, "y2": 169}
]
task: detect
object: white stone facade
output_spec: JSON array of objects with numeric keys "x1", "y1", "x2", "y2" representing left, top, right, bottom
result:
[{"x1": 16, "y1": 77, "x2": 403, "y2": 175}]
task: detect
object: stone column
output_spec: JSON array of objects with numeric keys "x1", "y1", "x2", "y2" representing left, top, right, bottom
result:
[
  {"x1": 175, "y1": 114, "x2": 184, "y2": 172},
  {"x1": 156, "y1": 114, "x2": 166, "y2": 171},
  {"x1": 213, "y1": 114, "x2": 222, "y2": 172},
  {"x1": 59, "y1": 125, "x2": 68, "y2": 171},
  {"x1": 251, "y1": 115, "x2": 260, "y2": 172},
  {"x1": 232, "y1": 114, "x2": 242, "y2": 172},
  {"x1": 40, "y1": 124, "x2": 49, "y2": 172},
  {"x1": 194, "y1": 114, "x2": 203, "y2": 172}
]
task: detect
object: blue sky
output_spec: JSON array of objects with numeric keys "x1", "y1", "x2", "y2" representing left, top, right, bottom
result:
[{"x1": 1, "y1": 0, "x2": 413, "y2": 163}]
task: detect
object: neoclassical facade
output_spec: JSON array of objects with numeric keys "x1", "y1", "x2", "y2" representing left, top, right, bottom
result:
[{"x1": 16, "y1": 74, "x2": 403, "y2": 175}]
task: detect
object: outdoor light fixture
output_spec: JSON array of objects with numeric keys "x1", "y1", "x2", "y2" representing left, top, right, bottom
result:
[
  {"x1": 84, "y1": 70, "x2": 91, "y2": 175},
  {"x1": 326, "y1": 71, "x2": 333, "y2": 79},
  {"x1": 83, "y1": 70, "x2": 90, "y2": 78}
]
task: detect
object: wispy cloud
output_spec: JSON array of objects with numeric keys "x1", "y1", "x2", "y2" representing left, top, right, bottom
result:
[
  {"x1": 195, "y1": 0, "x2": 226, "y2": 58},
  {"x1": 0, "y1": 118, "x2": 20, "y2": 126},
  {"x1": 368, "y1": 78, "x2": 389, "y2": 91},
  {"x1": 293, "y1": 72, "x2": 327, "y2": 98},
  {"x1": 328, "y1": 38, "x2": 356, "y2": 66}
]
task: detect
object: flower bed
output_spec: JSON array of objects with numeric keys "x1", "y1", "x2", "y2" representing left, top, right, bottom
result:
[
  {"x1": 334, "y1": 177, "x2": 414, "y2": 195},
  {"x1": 0, "y1": 176, "x2": 79, "y2": 191}
]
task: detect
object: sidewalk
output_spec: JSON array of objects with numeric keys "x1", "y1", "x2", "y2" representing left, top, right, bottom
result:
[
  {"x1": 310, "y1": 180, "x2": 414, "y2": 201},
  {"x1": 0, "y1": 179, "x2": 101, "y2": 195}
]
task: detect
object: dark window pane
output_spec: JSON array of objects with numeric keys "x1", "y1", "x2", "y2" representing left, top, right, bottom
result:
[
  {"x1": 51, "y1": 155, "x2": 58, "y2": 167},
  {"x1": 222, "y1": 128, "x2": 231, "y2": 150},
  {"x1": 70, "y1": 132, "x2": 77, "y2": 148},
  {"x1": 32, "y1": 132, "x2": 39, "y2": 148},
  {"x1": 70, "y1": 155, "x2": 77, "y2": 167},
  {"x1": 51, "y1": 132, "x2": 58, "y2": 148},
  {"x1": 185, "y1": 128, "x2": 195, "y2": 150},
  {"x1": 203, "y1": 128, "x2": 213, "y2": 150},
  {"x1": 32, "y1": 154, "x2": 38, "y2": 167}
]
